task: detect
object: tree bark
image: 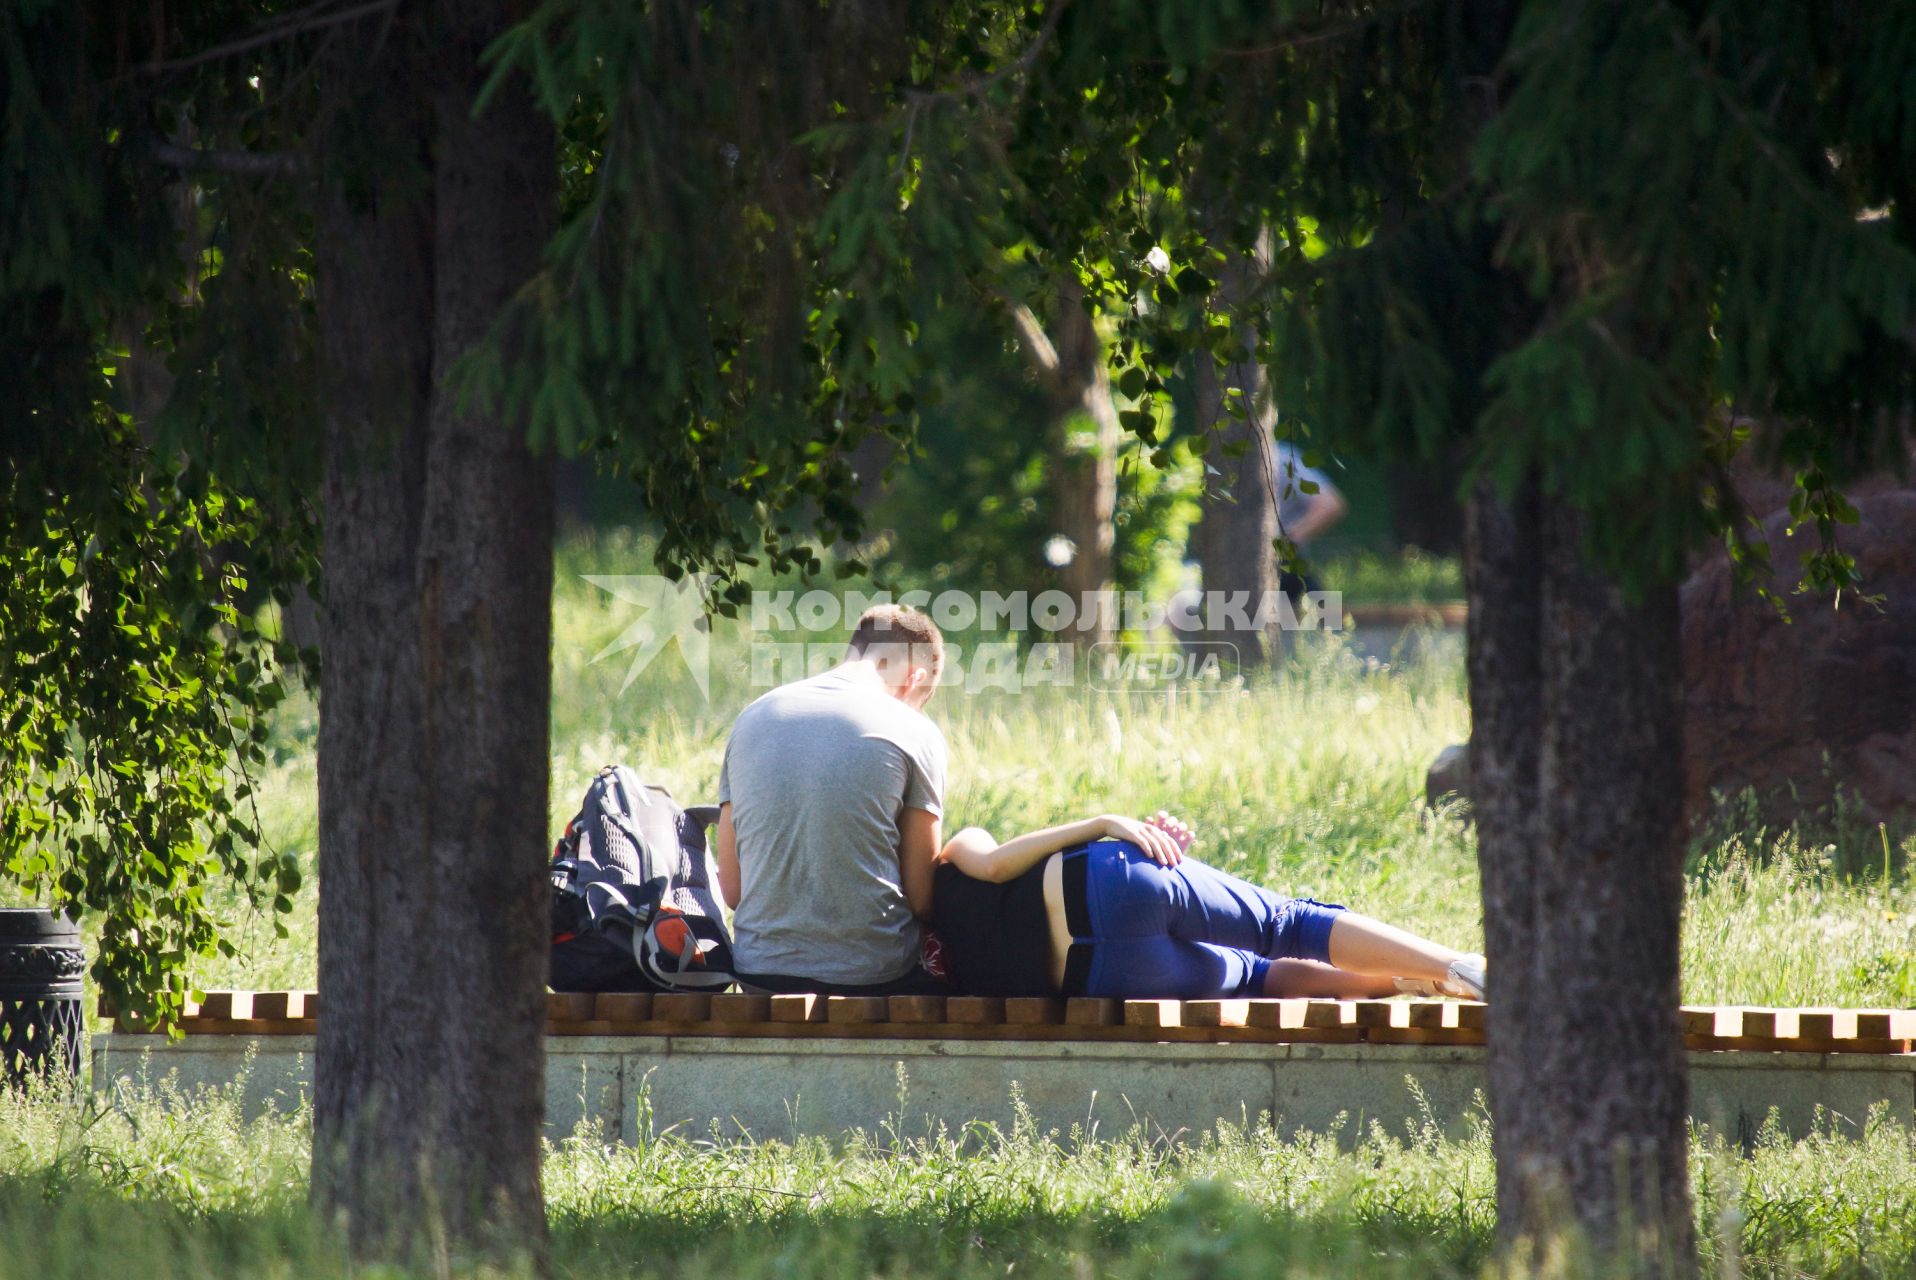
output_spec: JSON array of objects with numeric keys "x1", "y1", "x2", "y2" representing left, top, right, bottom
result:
[
  {"x1": 1011, "y1": 280, "x2": 1117, "y2": 648},
  {"x1": 313, "y1": 4, "x2": 556, "y2": 1263},
  {"x1": 1468, "y1": 475, "x2": 1692, "y2": 1261},
  {"x1": 1190, "y1": 239, "x2": 1278, "y2": 668}
]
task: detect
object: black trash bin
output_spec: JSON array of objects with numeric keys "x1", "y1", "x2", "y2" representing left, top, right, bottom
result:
[{"x1": 0, "y1": 909, "x2": 85, "y2": 1086}]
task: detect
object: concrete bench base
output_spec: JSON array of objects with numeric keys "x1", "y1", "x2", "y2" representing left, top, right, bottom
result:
[{"x1": 91, "y1": 1033, "x2": 1916, "y2": 1147}]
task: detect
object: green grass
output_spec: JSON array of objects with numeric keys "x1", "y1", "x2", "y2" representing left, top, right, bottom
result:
[
  {"x1": 179, "y1": 531, "x2": 1916, "y2": 1009},
  {"x1": 22, "y1": 530, "x2": 1916, "y2": 1276},
  {"x1": 5, "y1": 1067, "x2": 1916, "y2": 1278},
  {"x1": 1315, "y1": 547, "x2": 1465, "y2": 605}
]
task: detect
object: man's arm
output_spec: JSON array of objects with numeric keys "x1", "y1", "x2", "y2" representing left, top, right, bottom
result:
[
  {"x1": 897, "y1": 806, "x2": 942, "y2": 921},
  {"x1": 1288, "y1": 487, "x2": 1349, "y2": 544},
  {"x1": 714, "y1": 802, "x2": 741, "y2": 909}
]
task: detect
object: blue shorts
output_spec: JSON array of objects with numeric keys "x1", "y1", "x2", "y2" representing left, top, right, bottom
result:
[{"x1": 1061, "y1": 840, "x2": 1344, "y2": 1000}]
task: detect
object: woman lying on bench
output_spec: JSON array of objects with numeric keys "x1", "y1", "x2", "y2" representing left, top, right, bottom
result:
[{"x1": 930, "y1": 813, "x2": 1484, "y2": 1002}]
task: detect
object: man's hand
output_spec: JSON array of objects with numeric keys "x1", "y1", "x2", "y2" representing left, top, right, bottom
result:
[
  {"x1": 898, "y1": 807, "x2": 942, "y2": 920},
  {"x1": 1098, "y1": 812, "x2": 1188, "y2": 867}
]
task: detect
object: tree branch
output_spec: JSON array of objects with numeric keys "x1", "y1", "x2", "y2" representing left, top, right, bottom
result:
[
  {"x1": 141, "y1": 0, "x2": 399, "y2": 77},
  {"x1": 894, "y1": 0, "x2": 1068, "y2": 173},
  {"x1": 148, "y1": 136, "x2": 308, "y2": 177},
  {"x1": 901, "y1": 0, "x2": 1069, "y2": 111},
  {"x1": 1004, "y1": 298, "x2": 1065, "y2": 395}
]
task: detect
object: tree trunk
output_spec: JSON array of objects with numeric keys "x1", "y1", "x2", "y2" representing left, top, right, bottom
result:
[
  {"x1": 313, "y1": 5, "x2": 556, "y2": 1263},
  {"x1": 1386, "y1": 453, "x2": 1465, "y2": 554},
  {"x1": 1011, "y1": 281, "x2": 1117, "y2": 648},
  {"x1": 1190, "y1": 240, "x2": 1278, "y2": 668},
  {"x1": 1045, "y1": 290, "x2": 1118, "y2": 647},
  {"x1": 1468, "y1": 475, "x2": 1692, "y2": 1261}
]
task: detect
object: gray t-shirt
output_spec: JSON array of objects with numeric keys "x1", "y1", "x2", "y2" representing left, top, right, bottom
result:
[
  {"x1": 718, "y1": 667, "x2": 948, "y2": 984},
  {"x1": 1272, "y1": 441, "x2": 1339, "y2": 544}
]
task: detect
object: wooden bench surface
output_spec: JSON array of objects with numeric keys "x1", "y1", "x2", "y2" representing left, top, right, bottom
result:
[{"x1": 101, "y1": 991, "x2": 1916, "y2": 1055}]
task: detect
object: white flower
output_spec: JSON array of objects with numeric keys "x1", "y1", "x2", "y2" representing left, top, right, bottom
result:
[{"x1": 1144, "y1": 246, "x2": 1172, "y2": 275}]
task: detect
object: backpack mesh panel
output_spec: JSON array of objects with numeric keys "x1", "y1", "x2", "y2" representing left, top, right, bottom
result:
[{"x1": 596, "y1": 812, "x2": 645, "y2": 879}]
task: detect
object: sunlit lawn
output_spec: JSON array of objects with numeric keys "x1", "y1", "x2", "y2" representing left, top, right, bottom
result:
[
  {"x1": 197, "y1": 534, "x2": 1916, "y2": 1010},
  {"x1": 23, "y1": 534, "x2": 1916, "y2": 1278}
]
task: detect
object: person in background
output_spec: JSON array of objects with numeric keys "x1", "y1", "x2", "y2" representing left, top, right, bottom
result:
[
  {"x1": 1272, "y1": 438, "x2": 1348, "y2": 603},
  {"x1": 713, "y1": 605, "x2": 949, "y2": 995}
]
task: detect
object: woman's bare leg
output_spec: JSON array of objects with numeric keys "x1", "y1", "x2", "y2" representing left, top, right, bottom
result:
[
  {"x1": 1261, "y1": 958, "x2": 1398, "y2": 998},
  {"x1": 1326, "y1": 911, "x2": 1467, "y2": 981}
]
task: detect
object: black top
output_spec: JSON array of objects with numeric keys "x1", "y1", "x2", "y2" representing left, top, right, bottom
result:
[{"x1": 932, "y1": 860, "x2": 1054, "y2": 997}]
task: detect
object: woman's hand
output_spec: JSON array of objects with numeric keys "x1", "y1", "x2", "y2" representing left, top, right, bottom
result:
[
  {"x1": 1098, "y1": 813, "x2": 1186, "y2": 867},
  {"x1": 1146, "y1": 811, "x2": 1197, "y2": 854}
]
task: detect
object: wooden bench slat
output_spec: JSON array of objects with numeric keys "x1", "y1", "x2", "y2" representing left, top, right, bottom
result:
[
  {"x1": 252, "y1": 991, "x2": 309, "y2": 1021},
  {"x1": 1352, "y1": 1000, "x2": 1398, "y2": 1030},
  {"x1": 1254, "y1": 999, "x2": 1310, "y2": 1030},
  {"x1": 945, "y1": 996, "x2": 1005, "y2": 1025},
  {"x1": 1852, "y1": 1010, "x2": 1893, "y2": 1040},
  {"x1": 825, "y1": 995, "x2": 888, "y2": 1024},
  {"x1": 1004, "y1": 998, "x2": 1063, "y2": 1025},
  {"x1": 104, "y1": 990, "x2": 1913, "y2": 1054},
  {"x1": 887, "y1": 995, "x2": 947, "y2": 1024},
  {"x1": 1064, "y1": 997, "x2": 1120, "y2": 1026},
  {"x1": 652, "y1": 992, "x2": 713, "y2": 1022},
  {"x1": 546, "y1": 991, "x2": 595, "y2": 1022},
  {"x1": 594, "y1": 992, "x2": 653, "y2": 1023},
  {"x1": 199, "y1": 991, "x2": 253, "y2": 1021},
  {"x1": 1182, "y1": 1000, "x2": 1249, "y2": 1028},
  {"x1": 711, "y1": 993, "x2": 770, "y2": 1023},
  {"x1": 1301, "y1": 1000, "x2": 1351, "y2": 1029},
  {"x1": 769, "y1": 993, "x2": 825, "y2": 1023},
  {"x1": 1794, "y1": 1010, "x2": 1835, "y2": 1041},
  {"x1": 1123, "y1": 999, "x2": 1180, "y2": 1029}
]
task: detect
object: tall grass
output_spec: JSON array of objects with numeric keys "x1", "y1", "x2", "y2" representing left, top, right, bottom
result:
[
  {"x1": 5, "y1": 1068, "x2": 1916, "y2": 1278},
  {"x1": 174, "y1": 532, "x2": 1916, "y2": 1010}
]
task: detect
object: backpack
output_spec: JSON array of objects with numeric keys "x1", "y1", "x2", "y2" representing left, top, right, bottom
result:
[{"x1": 549, "y1": 765, "x2": 737, "y2": 993}]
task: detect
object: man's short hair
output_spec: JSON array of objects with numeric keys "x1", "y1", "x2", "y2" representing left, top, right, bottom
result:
[{"x1": 847, "y1": 604, "x2": 944, "y2": 678}]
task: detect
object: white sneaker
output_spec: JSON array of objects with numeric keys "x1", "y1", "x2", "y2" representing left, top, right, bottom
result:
[{"x1": 1441, "y1": 954, "x2": 1486, "y2": 1001}]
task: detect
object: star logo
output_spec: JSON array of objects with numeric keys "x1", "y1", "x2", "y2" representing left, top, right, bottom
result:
[{"x1": 583, "y1": 574, "x2": 715, "y2": 699}]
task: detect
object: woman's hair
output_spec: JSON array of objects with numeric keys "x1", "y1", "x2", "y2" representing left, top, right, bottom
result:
[{"x1": 847, "y1": 604, "x2": 944, "y2": 679}]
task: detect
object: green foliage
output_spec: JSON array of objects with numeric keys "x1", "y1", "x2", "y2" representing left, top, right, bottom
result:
[
  {"x1": 7, "y1": 1065, "x2": 1916, "y2": 1277},
  {"x1": 481, "y1": 0, "x2": 1268, "y2": 601},
  {"x1": 857, "y1": 302, "x2": 1200, "y2": 608},
  {"x1": 803, "y1": 0, "x2": 1916, "y2": 597},
  {"x1": 476, "y1": 1, "x2": 961, "y2": 598},
  {"x1": 1475, "y1": 2, "x2": 1916, "y2": 590},
  {"x1": 1, "y1": 2, "x2": 321, "y2": 1020},
  {"x1": 0, "y1": 409, "x2": 303, "y2": 1027}
]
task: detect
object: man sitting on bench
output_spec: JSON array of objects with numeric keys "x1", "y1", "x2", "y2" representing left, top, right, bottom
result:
[{"x1": 714, "y1": 604, "x2": 948, "y2": 996}]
